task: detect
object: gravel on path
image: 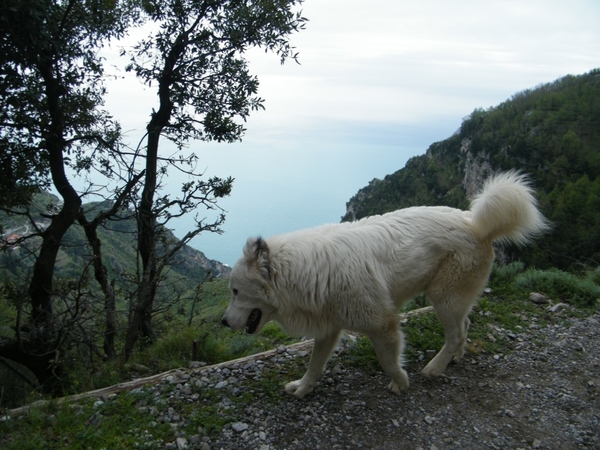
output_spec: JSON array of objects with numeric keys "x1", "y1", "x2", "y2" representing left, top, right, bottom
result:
[{"x1": 148, "y1": 313, "x2": 600, "y2": 450}]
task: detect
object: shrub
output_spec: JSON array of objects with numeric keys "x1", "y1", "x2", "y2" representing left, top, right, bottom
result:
[
  {"x1": 514, "y1": 268, "x2": 600, "y2": 307},
  {"x1": 489, "y1": 261, "x2": 525, "y2": 292}
]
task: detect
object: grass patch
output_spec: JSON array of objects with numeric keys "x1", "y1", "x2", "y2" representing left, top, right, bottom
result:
[
  {"x1": 343, "y1": 336, "x2": 380, "y2": 371},
  {"x1": 513, "y1": 268, "x2": 600, "y2": 308},
  {"x1": 403, "y1": 312, "x2": 445, "y2": 362},
  {"x1": 0, "y1": 394, "x2": 173, "y2": 449},
  {"x1": 489, "y1": 263, "x2": 600, "y2": 309},
  {"x1": 128, "y1": 321, "x2": 298, "y2": 374}
]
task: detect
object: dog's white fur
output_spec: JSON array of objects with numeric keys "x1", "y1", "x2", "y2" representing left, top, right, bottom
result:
[{"x1": 222, "y1": 172, "x2": 548, "y2": 398}]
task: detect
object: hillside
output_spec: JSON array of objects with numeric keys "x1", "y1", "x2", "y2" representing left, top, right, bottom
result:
[
  {"x1": 0, "y1": 193, "x2": 231, "y2": 293},
  {"x1": 343, "y1": 69, "x2": 600, "y2": 270}
]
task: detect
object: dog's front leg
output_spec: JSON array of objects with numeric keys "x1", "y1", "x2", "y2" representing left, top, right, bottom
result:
[{"x1": 284, "y1": 331, "x2": 341, "y2": 399}]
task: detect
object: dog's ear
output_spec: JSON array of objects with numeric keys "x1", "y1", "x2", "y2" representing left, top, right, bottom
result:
[{"x1": 243, "y1": 237, "x2": 272, "y2": 281}]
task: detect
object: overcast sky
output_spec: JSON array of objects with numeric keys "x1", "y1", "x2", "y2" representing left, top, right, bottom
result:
[{"x1": 101, "y1": 0, "x2": 600, "y2": 266}]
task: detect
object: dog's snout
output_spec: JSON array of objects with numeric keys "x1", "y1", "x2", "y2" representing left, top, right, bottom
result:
[{"x1": 221, "y1": 316, "x2": 229, "y2": 328}]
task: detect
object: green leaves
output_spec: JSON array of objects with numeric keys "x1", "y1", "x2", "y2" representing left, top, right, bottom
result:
[
  {"x1": 0, "y1": 0, "x2": 135, "y2": 209},
  {"x1": 127, "y1": 0, "x2": 305, "y2": 146}
]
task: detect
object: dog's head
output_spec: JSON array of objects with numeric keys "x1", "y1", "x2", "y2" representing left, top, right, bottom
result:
[{"x1": 221, "y1": 237, "x2": 276, "y2": 334}]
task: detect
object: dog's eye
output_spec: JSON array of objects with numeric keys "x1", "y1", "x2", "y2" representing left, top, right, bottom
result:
[{"x1": 232, "y1": 288, "x2": 238, "y2": 296}]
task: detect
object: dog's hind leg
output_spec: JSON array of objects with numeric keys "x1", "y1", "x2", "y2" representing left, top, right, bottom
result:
[
  {"x1": 367, "y1": 317, "x2": 409, "y2": 394},
  {"x1": 285, "y1": 330, "x2": 341, "y2": 399},
  {"x1": 422, "y1": 250, "x2": 493, "y2": 378},
  {"x1": 421, "y1": 304, "x2": 473, "y2": 379}
]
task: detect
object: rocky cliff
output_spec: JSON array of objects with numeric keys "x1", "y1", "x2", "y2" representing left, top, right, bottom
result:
[{"x1": 342, "y1": 69, "x2": 600, "y2": 269}]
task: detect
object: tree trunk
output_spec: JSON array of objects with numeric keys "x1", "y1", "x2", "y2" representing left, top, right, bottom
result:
[
  {"x1": 124, "y1": 128, "x2": 161, "y2": 360},
  {"x1": 9, "y1": 52, "x2": 82, "y2": 395},
  {"x1": 124, "y1": 35, "x2": 182, "y2": 359},
  {"x1": 78, "y1": 213, "x2": 117, "y2": 359},
  {"x1": 29, "y1": 56, "x2": 82, "y2": 330}
]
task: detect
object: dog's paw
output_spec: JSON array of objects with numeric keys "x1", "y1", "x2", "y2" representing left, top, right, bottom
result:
[
  {"x1": 387, "y1": 368, "x2": 409, "y2": 394},
  {"x1": 284, "y1": 379, "x2": 314, "y2": 399},
  {"x1": 452, "y1": 344, "x2": 467, "y2": 363},
  {"x1": 452, "y1": 352, "x2": 464, "y2": 364},
  {"x1": 421, "y1": 361, "x2": 446, "y2": 378},
  {"x1": 387, "y1": 379, "x2": 409, "y2": 394}
]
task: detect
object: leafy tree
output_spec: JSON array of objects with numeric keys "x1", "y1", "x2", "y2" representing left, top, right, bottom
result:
[
  {"x1": 0, "y1": 0, "x2": 135, "y2": 394},
  {"x1": 0, "y1": 0, "x2": 307, "y2": 394},
  {"x1": 121, "y1": 0, "x2": 306, "y2": 358}
]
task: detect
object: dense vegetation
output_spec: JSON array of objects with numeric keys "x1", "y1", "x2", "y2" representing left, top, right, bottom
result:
[{"x1": 342, "y1": 69, "x2": 600, "y2": 270}]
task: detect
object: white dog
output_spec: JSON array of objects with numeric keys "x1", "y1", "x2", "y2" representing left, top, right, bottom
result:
[{"x1": 222, "y1": 172, "x2": 547, "y2": 398}]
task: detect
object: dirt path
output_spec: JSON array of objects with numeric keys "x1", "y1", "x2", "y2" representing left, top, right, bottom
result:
[{"x1": 198, "y1": 314, "x2": 600, "y2": 449}]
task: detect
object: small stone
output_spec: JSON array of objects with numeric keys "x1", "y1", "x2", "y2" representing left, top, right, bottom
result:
[
  {"x1": 232, "y1": 422, "x2": 249, "y2": 432},
  {"x1": 532, "y1": 439, "x2": 542, "y2": 448},
  {"x1": 547, "y1": 303, "x2": 568, "y2": 313},
  {"x1": 87, "y1": 412, "x2": 101, "y2": 426},
  {"x1": 189, "y1": 361, "x2": 207, "y2": 369},
  {"x1": 176, "y1": 437, "x2": 188, "y2": 450},
  {"x1": 243, "y1": 360, "x2": 257, "y2": 370},
  {"x1": 529, "y1": 292, "x2": 549, "y2": 304},
  {"x1": 342, "y1": 402, "x2": 353, "y2": 412},
  {"x1": 424, "y1": 415, "x2": 435, "y2": 425},
  {"x1": 215, "y1": 381, "x2": 228, "y2": 389}
]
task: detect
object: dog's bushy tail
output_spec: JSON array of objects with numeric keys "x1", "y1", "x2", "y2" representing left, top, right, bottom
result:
[{"x1": 470, "y1": 171, "x2": 549, "y2": 246}]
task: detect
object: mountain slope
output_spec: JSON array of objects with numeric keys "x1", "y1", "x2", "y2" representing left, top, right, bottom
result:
[
  {"x1": 343, "y1": 69, "x2": 600, "y2": 269},
  {"x1": 0, "y1": 193, "x2": 231, "y2": 295}
]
